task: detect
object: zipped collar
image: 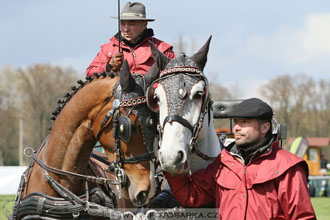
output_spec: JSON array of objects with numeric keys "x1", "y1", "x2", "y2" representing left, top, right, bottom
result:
[
  {"x1": 113, "y1": 28, "x2": 154, "y2": 48},
  {"x1": 227, "y1": 136, "x2": 275, "y2": 166}
]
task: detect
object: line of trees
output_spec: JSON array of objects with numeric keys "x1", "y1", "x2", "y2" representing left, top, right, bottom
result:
[{"x1": 260, "y1": 73, "x2": 330, "y2": 139}]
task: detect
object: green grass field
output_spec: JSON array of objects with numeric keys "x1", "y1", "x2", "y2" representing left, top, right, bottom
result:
[
  {"x1": 0, "y1": 195, "x2": 15, "y2": 220},
  {"x1": 1, "y1": 195, "x2": 330, "y2": 220},
  {"x1": 311, "y1": 197, "x2": 330, "y2": 220}
]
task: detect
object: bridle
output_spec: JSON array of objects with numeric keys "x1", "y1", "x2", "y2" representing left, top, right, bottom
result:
[
  {"x1": 95, "y1": 98, "x2": 157, "y2": 186},
  {"x1": 149, "y1": 66, "x2": 214, "y2": 161},
  {"x1": 88, "y1": 75, "x2": 159, "y2": 190}
]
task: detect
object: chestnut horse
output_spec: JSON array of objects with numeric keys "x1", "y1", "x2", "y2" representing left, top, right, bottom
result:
[{"x1": 11, "y1": 61, "x2": 158, "y2": 219}]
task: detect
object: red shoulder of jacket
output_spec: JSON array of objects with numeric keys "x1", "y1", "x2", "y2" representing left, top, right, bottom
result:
[
  {"x1": 149, "y1": 37, "x2": 174, "y2": 53},
  {"x1": 246, "y1": 142, "x2": 309, "y2": 187}
]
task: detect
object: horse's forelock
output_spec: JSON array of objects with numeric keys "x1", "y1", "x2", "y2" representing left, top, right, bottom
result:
[{"x1": 164, "y1": 56, "x2": 200, "y2": 70}]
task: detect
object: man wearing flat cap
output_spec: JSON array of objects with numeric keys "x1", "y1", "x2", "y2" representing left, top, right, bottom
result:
[
  {"x1": 165, "y1": 98, "x2": 316, "y2": 219},
  {"x1": 86, "y1": 2, "x2": 175, "y2": 76}
]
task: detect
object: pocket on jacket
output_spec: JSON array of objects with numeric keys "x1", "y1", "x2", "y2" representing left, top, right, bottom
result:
[{"x1": 215, "y1": 168, "x2": 240, "y2": 190}]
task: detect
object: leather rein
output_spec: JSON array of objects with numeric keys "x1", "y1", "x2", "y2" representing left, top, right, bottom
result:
[{"x1": 25, "y1": 97, "x2": 122, "y2": 187}]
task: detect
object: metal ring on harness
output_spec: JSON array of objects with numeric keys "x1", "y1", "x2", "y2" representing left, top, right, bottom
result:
[
  {"x1": 23, "y1": 147, "x2": 34, "y2": 158},
  {"x1": 114, "y1": 167, "x2": 126, "y2": 186}
]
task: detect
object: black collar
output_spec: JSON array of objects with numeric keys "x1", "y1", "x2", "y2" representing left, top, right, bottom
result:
[
  {"x1": 114, "y1": 28, "x2": 154, "y2": 48},
  {"x1": 227, "y1": 136, "x2": 274, "y2": 165}
]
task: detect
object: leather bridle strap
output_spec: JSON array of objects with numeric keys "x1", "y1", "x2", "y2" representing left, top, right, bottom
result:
[
  {"x1": 42, "y1": 170, "x2": 86, "y2": 205},
  {"x1": 163, "y1": 115, "x2": 194, "y2": 133},
  {"x1": 122, "y1": 153, "x2": 153, "y2": 164},
  {"x1": 31, "y1": 151, "x2": 120, "y2": 185},
  {"x1": 95, "y1": 99, "x2": 120, "y2": 140}
]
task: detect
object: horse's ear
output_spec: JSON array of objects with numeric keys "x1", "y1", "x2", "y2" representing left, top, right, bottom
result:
[
  {"x1": 191, "y1": 35, "x2": 212, "y2": 71},
  {"x1": 150, "y1": 41, "x2": 170, "y2": 69},
  {"x1": 120, "y1": 60, "x2": 136, "y2": 93},
  {"x1": 145, "y1": 41, "x2": 170, "y2": 86}
]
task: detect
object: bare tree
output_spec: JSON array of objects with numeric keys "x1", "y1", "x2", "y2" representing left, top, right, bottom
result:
[
  {"x1": 209, "y1": 82, "x2": 233, "y2": 101},
  {"x1": 260, "y1": 74, "x2": 292, "y2": 129},
  {"x1": 0, "y1": 64, "x2": 79, "y2": 165},
  {"x1": 173, "y1": 34, "x2": 197, "y2": 56},
  {"x1": 0, "y1": 66, "x2": 20, "y2": 165},
  {"x1": 260, "y1": 73, "x2": 330, "y2": 146},
  {"x1": 290, "y1": 74, "x2": 315, "y2": 135},
  {"x1": 316, "y1": 80, "x2": 330, "y2": 136},
  {"x1": 16, "y1": 64, "x2": 79, "y2": 154}
]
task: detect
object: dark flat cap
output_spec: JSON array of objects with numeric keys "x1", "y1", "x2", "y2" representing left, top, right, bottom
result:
[{"x1": 228, "y1": 98, "x2": 273, "y2": 121}]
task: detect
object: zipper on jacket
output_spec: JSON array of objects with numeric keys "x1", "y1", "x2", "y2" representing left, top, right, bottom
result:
[
  {"x1": 244, "y1": 166, "x2": 248, "y2": 220},
  {"x1": 131, "y1": 49, "x2": 136, "y2": 58}
]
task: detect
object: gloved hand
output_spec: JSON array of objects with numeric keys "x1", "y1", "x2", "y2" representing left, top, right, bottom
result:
[{"x1": 109, "y1": 52, "x2": 123, "y2": 72}]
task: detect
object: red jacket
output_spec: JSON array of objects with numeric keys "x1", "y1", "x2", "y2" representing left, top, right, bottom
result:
[
  {"x1": 166, "y1": 142, "x2": 316, "y2": 220},
  {"x1": 86, "y1": 35, "x2": 175, "y2": 76}
]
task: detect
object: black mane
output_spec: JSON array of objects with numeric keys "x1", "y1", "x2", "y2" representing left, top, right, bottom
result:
[{"x1": 50, "y1": 72, "x2": 115, "y2": 124}]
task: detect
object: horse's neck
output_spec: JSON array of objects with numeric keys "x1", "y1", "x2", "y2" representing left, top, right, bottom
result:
[
  {"x1": 45, "y1": 79, "x2": 115, "y2": 181},
  {"x1": 189, "y1": 109, "x2": 221, "y2": 172}
]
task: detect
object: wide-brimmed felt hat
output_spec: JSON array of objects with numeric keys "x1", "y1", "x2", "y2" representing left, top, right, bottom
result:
[
  {"x1": 111, "y1": 2, "x2": 155, "y2": 22},
  {"x1": 228, "y1": 98, "x2": 273, "y2": 121}
]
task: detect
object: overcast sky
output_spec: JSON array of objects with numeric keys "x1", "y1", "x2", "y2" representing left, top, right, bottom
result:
[{"x1": 1, "y1": 0, "x2": 330, "y2": 98}]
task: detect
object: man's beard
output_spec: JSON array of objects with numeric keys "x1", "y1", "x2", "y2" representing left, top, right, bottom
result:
[{"x1": 236, "y1": 136, "x2": 263, "y2": 150}]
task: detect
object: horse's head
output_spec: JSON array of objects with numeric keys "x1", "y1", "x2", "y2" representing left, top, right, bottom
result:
[
  {"x1": 93, "y1": 61, "x2": 158, "y2": 206},
  {"x1": 145, "y1": 36, "x2": 220, "y2": 175}
]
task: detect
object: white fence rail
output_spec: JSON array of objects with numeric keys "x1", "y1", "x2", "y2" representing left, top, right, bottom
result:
[{"x1": 0, "y1": 166, "x2": 27, "y2": 195}]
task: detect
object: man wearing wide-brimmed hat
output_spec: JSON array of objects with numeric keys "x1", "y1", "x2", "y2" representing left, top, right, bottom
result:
[{"x1": 86, "y1": 2, "x2": 175, "y2": 76}]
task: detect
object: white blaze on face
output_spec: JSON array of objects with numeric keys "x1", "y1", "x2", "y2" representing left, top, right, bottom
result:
[{"x1": 155, "y1": 81, "x2": 206, "y2": 173}]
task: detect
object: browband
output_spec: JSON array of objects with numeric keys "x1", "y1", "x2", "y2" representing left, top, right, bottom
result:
[{"x1": 160, "y1": 67, "x2": 204, "y2": 77}]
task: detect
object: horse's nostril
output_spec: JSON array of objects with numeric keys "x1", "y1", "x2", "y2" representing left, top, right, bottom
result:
[
  {"x1": 175, "y1": 150, "x2": 186, "y2": 165},
  {"x1": 137, "y1": 190, "x2": 148, "y2": 203}
]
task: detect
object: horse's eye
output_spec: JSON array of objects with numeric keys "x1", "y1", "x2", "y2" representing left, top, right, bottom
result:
[
  {"x1": 153, "y1": 94, "x2": 159, "y2": 102},
  {"x1": 193, "y1": 91, "x2": 203, "y2": 99}
]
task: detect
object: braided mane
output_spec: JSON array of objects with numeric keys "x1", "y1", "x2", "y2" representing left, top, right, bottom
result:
[{"x1": 50, "y1": 72, "x2": 116, "y2": 124}]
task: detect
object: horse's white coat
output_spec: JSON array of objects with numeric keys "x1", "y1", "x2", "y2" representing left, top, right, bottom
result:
[{"x1": 156, "y1": 81, "x2": 221, "y2": 174}]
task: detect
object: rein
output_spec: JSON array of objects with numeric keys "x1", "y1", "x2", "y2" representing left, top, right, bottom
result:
[
  {"x1": 12, "y1": 139, "x2": 119, "y2": 220},
  {"x1": 25, "y1": 97, "x2": 124, "y2": 187},
  {"x1": 27, "y1": 147, "x2": 120, "y2": 185}
]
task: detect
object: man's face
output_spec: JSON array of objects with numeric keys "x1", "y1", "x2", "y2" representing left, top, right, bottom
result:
[
  {"x1": 233, "y1": 118, "x2": 270, "y2": 148},
  {"x1": 120, "y1": 20, "x2": 147, "y2": 43}
]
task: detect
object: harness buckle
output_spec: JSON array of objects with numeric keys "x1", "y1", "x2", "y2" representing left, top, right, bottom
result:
[
  {"x1": 115, "y1": 167, "x2": 126, "y2": 186},
  {"x1": 189, "y1": 138, "x2": 196, "y2": 153},
  {"x1": 72, "y1": 212, "x2": 80, "y2": 219}
]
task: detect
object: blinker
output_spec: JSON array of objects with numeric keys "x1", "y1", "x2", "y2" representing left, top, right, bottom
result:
[
  {"x1": 178, "y1": 74, "x2": 187, "y2": 100},
  {"x1": 118, "y1": 116, "x2": 132, "y2": 143}
]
